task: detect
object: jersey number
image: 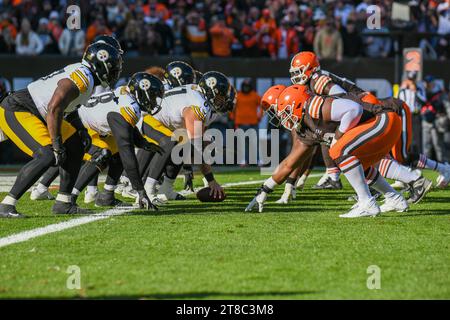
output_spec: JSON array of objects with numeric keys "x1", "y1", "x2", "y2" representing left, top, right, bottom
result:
[
  {"x1": 164, "y1": 87, "x2": 187, "y2": 98},
  {"x1": 85, "y1": 92, "x2": 117, "y2": 108},
  {"x1": 40, "y1": 69, "x2": 65, "y2": 81}
]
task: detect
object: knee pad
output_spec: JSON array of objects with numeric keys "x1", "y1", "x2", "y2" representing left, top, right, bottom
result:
[
  {"x1": 34, "y1": 145, "x2": 56, "y2": 166},
  {"x1": 90, "y1": 148, "x2": 112, "y2": 170}
]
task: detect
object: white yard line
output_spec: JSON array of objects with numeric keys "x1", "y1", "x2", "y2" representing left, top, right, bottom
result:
[{"x1": 0, "y1": 173, "x2": 322, "y2": 249}]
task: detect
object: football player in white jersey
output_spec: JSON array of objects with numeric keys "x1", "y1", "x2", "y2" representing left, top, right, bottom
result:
[
  {"x1": 30, "y1": 35, "x2": 125, "y2": 203},
  {"x1": 138, "y1": 71, "x2": 236, "y2": 203},
  {"x1": 69, "y1": 72, "x2": 165, "y2": 210},
  {"x1": 0, "y1": 42, "x2": 122, "y2": 218}
]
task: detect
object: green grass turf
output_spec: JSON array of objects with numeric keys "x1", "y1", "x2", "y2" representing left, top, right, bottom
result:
[{"x1": 0, "y1": 170, "x2": 449, "y2": 299}]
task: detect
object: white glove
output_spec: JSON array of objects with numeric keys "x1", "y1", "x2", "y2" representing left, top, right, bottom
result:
[
  {"x1": 245, "y1": 188, "x2": 268, "y2": 213},
  {"x1": 296, "y1": 174, "x2": 307, "y2": 190},
  {"x1": 276, "y1": 183, "x2": 295, "y2": 204}
]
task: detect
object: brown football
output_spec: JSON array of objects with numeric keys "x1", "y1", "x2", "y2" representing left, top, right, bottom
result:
[{"x1": 196, "y1": 187, "x2": 226, "y2": 202}]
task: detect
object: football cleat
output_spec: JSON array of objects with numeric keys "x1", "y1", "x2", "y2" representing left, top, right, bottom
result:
[
  {"x1": 52, "y1": 201, "x2": 92, "y2": 215},
  {"x1": 380, "y1": 193, "x2": 409, "y2": 213},
  {"x1": 84, "y1": 189, "x2": 98, "y2": 204},
  {"x1": 407, "y1": 177, "x2": 433, "y2": 204},
  {"x1": 312, "y1": 177, "x2": 343, "y2": 190},
  {"x1": 30, "y1": 187, "x2": 55, "y2": 201},
  {"x1": 95, "y1": 191, "x2": 131, "y2": 208},
  {"x1": 122, "y1": 185, "x2": 138, "y2": 199},
  {"x1": 347, "y1": 187, "x2": 382, "y2": 202},
  {"x1": 158, "y1": 180, "x2": 186, "y2": 200},
  {"x1": 0, "y1": 204, "x2": 25, "y2": 218},
  {"x1": 339, "y1": 197, "x2": 380, "y2": 218}
]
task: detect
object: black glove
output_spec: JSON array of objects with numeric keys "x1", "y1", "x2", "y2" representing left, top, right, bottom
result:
[
  {"x1": 52, "y1": 136, "x2": 66, "y2": 166},
  {"x1": 142, "y1": 140, "x2": 164, "y2": 155},
  {"x1": 137, "y1": 190, "x2": 158, "y2": 211},
  {"x1": 184, "y1": 170, "x2": 194, "y2": 192},
  {"x1": 79, "y1": 129, "x2": 92, "y2": 152}
]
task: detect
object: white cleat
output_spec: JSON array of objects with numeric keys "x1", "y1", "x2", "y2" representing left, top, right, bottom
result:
[
  {"x1": 84, "y1": 190, "x2": 98, "y2": 204},
  {"x1": 436, "y1": 163, "x2": 450, "y2": 188},
  {"x1": 30, "y1": 187, "x2": 55, "y2": 201},
  {"x1": 122, "y1": 185, "x2": 138, "y2": 199},
  {"x1": 380, "y1": 193, "x2": 409, "y2": 213},
  {"x1": 390, "y1": 180, "x2": 406, "y2": 189},
  {"x1": 339, "y1": 197, "x2": 380, "y2": 218}
]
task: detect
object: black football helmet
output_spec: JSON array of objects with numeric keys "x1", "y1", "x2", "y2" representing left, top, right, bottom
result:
[
  {"x1": 128, "y1": 72, "x2": 165, "y2": 115},
  {"x1": 198, "y1": 71, "x2": 235, "y2": 113},
  {"x1": 164, "y1": 61, "x2": 195, "y2": 87},
  {"x1": 94, "y1": 34, "x2": 124, "y2": 55},
  {"x1": 82, "y1": 42, "x2": 122, "y2": 88}
]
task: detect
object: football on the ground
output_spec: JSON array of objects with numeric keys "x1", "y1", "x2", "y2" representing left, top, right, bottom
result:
[{"x1": 196, "y1": 187, "x2": 226, "y2": 202}]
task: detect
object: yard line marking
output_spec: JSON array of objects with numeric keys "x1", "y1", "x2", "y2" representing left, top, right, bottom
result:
[{"x1": 0, "y1": 174, "x2": 321, "y2": 249}]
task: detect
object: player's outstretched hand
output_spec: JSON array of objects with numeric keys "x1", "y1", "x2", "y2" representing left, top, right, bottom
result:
[
  {"x1": 137, "y1": 190, "x2": 158, "y2": 211},
  {"x1": 245, "y1": 187, "x2": 267, "y2": 213},
  {"x1": 208, "y1": 180, "x2": 224, "y2": 200},
  {"x1": 276, "y1": 183, "x2": 295, "y2": 204},
  {"x1": 79, "y1": 129, "x2": 92, "y2": 152}
]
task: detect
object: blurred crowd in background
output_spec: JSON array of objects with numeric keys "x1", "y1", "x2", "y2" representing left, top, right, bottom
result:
[{"x1": 0, "y1": 0, "x2": 449, "y2": 60}]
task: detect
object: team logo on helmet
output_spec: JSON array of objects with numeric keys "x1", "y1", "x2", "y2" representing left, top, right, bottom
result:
[
  {"x1": 170, "y1": 67, "x2": 182, "y2": 78},
  {"x1": 205, "y1": 77, "x2": 217, "y2": 90},
  {"x1": 139, "y1": 78, "x2": 151, "y2": 90},
  {"x1": 96, "y1": 49, "x2": 109, "y2": 62}
]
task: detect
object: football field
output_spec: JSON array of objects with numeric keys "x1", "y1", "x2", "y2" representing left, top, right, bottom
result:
[{"x1": 0, "y1": 169, "x2": 449, "y2": 299}]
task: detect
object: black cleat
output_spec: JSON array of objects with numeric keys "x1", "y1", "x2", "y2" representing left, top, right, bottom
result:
[
  {"x1": 52, "y1": 201, "x2": 92, "y2": 215},
  {"x1": 0, "y1": 204, "x2": 25, "y2": 218},
  {"x1": 174, "y1": 193, "x2": 186, "y2": 200},
  {"x1": 407, "y1": 177, "x2": 433, "y2": 204},
  {"x1": 312, "y1": 177, "x2": 343, "y2": 190},
  {"x1": 95, "y1": 191, "x2": 131, "y2": 208}
]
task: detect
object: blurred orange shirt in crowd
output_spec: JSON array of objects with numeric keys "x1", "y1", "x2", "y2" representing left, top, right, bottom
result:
[
  {"x1": 86, "y1": 24, "x2": 112, "y2": 47},
  {"x1": 231, "y1": 91, "x2": 262, "y2": 126},
  {"x1": 209, "y1": 23, "x2": 235, "y2": 57}
]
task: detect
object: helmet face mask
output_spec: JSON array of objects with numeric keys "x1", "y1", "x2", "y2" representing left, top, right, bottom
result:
[
  {"x1": 278, "y1": 102, "x2": 300, "y2": 131},
  {"x1": 198, "y1": 71, "x2": 234, "y2": 114},
  {"x1": 128, "y1": 72, "x2": 165, "y2": 115},
  {"x1": 289, "y1": 51, "x2": 320, "y2": 85},
  {"x1": 276, "y1": 85, "x2": 310, "y2": 131},
  {"x1": 261, "y1": 84, "x2": 286, "y2": 127}
]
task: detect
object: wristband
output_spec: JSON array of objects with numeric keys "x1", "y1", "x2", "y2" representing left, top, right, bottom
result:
[{"x1": 204, "y1": 172, "x2": 215, "y2": 182}]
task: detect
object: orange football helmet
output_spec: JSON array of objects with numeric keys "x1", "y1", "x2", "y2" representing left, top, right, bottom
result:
[
  {"x1": 261, "y1": 84, "x2": 286, "y2": 126},
  {"x1": 277, "y1": 85, "x2": 311, "y2": 131},
  {"x1": 289, "y1": 51, "x2": 320, "y2": 85}
]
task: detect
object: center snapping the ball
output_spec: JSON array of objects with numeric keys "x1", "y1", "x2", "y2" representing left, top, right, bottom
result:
[{"x1": 196, "y1": 187, "x2": 226, "y2": 202}]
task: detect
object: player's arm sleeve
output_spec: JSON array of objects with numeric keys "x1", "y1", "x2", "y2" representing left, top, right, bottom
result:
[
  {"x1": 107, "y1": 112, "x2": 144, "y2": 191},
  {"x1": 327, "y1": 72, "x2": 365, "y2": 95}
]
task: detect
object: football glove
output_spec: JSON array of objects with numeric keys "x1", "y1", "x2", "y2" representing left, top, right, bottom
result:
[
  {"x1": 137, "y1": 190, "x2": 158, "y2": 211},
  {"x1": 52, "y1": 136, "x2": 66, "y2": 166},
  {"x1": 245, "y1": 186, "x2": 270, "y2": 213}
]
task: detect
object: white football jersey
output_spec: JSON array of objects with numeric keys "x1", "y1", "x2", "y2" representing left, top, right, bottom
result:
[
  {"x1": 28, "y1": 63, "x2": 95, "y2": 119},
  {"x1": 152, "y1": 84, "x2": 217, "y2": 131},
  {"x1": 78, "y1": 86, "x2": 141, "y2": 136}
]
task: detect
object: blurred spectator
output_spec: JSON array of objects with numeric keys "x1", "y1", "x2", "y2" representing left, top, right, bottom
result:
[
  {"x1": 121, "y1": 19, "x2": 141, "y2": 57},
  {"x1": 153, "y1": 11, "x2": 175, "y2": 55},
  {"x1": 230, "y1": 79, "x2": 262, "y2": 166},
  {"x1": 59, "y1": 26, "x2": 86, "y2": 56},
  {"x1": 341, "y1": 19, "x2": 363, "y2": 57},
  {"x1": 86, "y1": 15, "x2": 112, "y2": 46},
  {"x1": 421, "y1": 75, "x2": 450, "y2": 162},
  {"x1": 275, "y1": 16, "x2": 299, "y2": 59},
  {"x1": 436, "y1": 0, "x2": 450, "y2": 60},
  {"x1": 48, "y1": 11, "x2": 63, "y2": 42},
  {"x1": 184, "y1": 10, "x2": 208, "y2": 57},
  {"x1": 36, "y1": 18, "x2": 59, "y2": 54},
  {"x1": 209, "y1": 16, "x2": 235, "y2": 57},
  {"x1": 15, "y1": 18, "x2": 43, "y2": 56},
  {"x1": 0, "y1": 13, "x2": 16, "y2": 53},
  {"x1": 140, "y1": 25, "x2": 162, "y2": 56},
  {"x1": 313, "y1": 20, "x2": 343, "y2": 61},
  {"x1": 362, "y1": 21, "x2": 392, "y2": 58}
]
